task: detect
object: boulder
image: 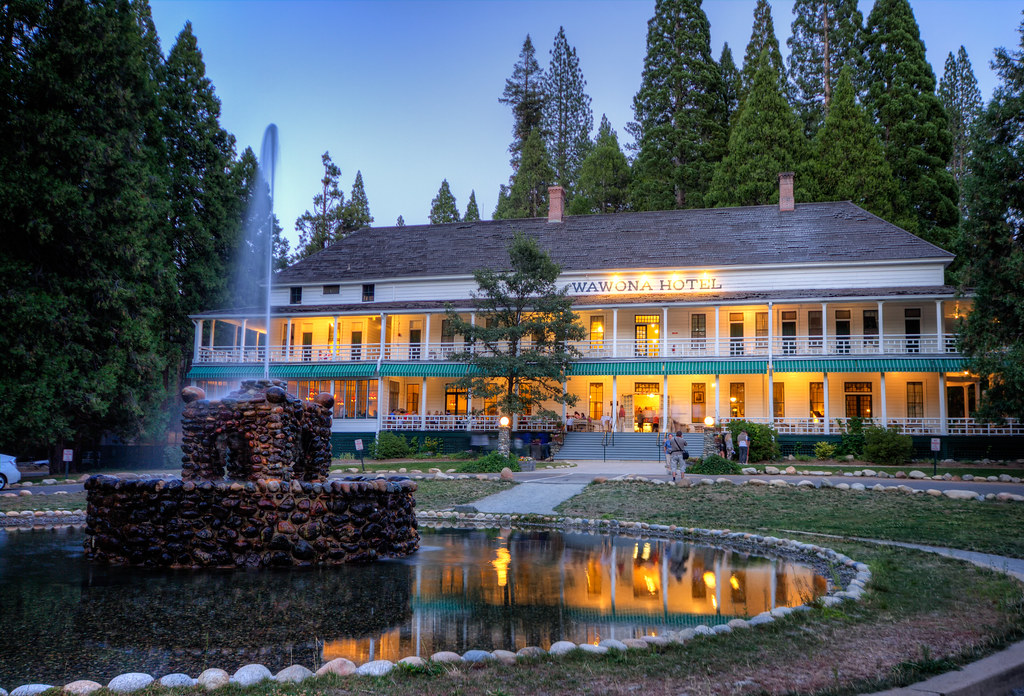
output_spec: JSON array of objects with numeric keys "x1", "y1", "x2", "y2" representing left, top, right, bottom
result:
[
  {"x1": 62, "y1": 681, "x2": 103, "y2": 695},
  {"x1": 315, "y1": 658, "x2": 356, "y2": 677},
  {"x1": 355, "y1": 660, "x2": 394, "y2": 677},
  {"x1": 908, "y1": 470, "x2": 927, "y2": 479},
  {"x1": 499, "y1": 467, "x2": 514, "y2": 481},
  {"x1": 549, "y1": 641, "x2": 578, "y2": 655},
  {"x1": 107, "y1": 674, "x2": 153, "y2": 693},
  {"x1": 158, "y1": 674, "x2": 194, "y2": 688},
  {"x1": 232, "y1": 664, "x2": 272, "y2": 687},
  {"x1": 397, "y1": 656, "x2": 426, "y2": 668},
  {"x1": 196, "y1": 669, "x2": 230, "y2": 690}
]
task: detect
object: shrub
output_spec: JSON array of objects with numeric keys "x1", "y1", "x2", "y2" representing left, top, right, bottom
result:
[
  {"x1": 794, "y1": 454, "x2": 814, "y2": 462},
  {"x1": 726, "y1": 420, "x2": 780, "y2": 462},
  {"x1": 687, "y1": 454, "x2": 741, "y2": 475},
  {"x1": 370, "y1": 431, "x2": 412, "y2": 460},
  {"x1": 455, "y1": 451, "x2": 520, "y2": 473},
  {"x1": 814, "y1": 441, "x2": 837, "y2": 460},
  {"x1": 421, "y1": 437, "x2": 444, "y2": 456},
  {"x1": 836, "y1": 417, "x2": 866, "y2": 457},
  {"x1": 864, "y1": 426, "x2": 913, "y2": 466}
]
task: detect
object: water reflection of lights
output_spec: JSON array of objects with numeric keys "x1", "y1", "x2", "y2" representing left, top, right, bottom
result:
[
  {"x1": 730, "y1": 574, "x2": 740, "y2": 591},
  {"x1": 492, "y1": 546, "x2": 511, "y2": 587},
  {"x1": 703, "y1": 571, "x2": 717, "y2": 589}
]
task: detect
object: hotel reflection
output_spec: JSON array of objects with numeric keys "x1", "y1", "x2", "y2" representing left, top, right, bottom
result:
[{"x1": 322, "y1": 530, "x2": 826, "y2": 665}]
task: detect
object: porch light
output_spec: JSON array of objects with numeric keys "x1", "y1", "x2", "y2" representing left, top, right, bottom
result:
[
  {"x1": 704, "y1": 416, "x2": 715, "y2": 427},
  {"x1": 499, "y1": 416, "x2": 510, "y2": 428},
  {"x1": 498, "y1": 415, "x2": 511, "y2": 456}
]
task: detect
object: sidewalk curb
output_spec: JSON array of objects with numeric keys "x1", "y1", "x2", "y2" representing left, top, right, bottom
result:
[{"x1": 863, "y1": 639, "x2": 1024, "y2": 695}]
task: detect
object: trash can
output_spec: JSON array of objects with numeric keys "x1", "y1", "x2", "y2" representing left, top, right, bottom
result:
[{"x1": 530, "y1": 440, "x2": 544, "y2": 461}]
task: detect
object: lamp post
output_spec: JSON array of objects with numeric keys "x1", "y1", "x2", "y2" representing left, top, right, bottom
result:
[{"x1": 499, "y1": 415, "x2": 511, "y2": 457}]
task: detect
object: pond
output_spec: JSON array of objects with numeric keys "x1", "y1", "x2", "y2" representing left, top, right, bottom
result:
[{"x1": 0, "y1": 526, "x2": 827, "y2": 686}]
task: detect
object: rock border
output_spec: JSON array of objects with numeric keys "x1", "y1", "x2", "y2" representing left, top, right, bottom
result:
[{"x1": 1, "y1": 510, "x2": 871, "y2": 695}]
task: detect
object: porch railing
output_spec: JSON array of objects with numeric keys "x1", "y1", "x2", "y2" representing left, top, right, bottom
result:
[
  {"x1": 380, "y1": 414, "x2": 562, "y2": 432},
  {"x1": 718, "y1": 416, "x2": 1024, "y2": 436}
]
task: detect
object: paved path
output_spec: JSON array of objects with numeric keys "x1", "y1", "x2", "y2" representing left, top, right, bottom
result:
[{"x1": 471, "y1": 482, "x2": 588, "y2": 514}]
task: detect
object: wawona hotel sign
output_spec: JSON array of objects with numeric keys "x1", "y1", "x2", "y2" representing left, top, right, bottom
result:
[{"x1": 563, "y1": 275, "x2": 723, "y2": 295}]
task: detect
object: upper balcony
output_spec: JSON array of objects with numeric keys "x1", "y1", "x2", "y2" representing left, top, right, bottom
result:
[{"x1": 193, "y1": 332, "x2": 959, "y2": 365}]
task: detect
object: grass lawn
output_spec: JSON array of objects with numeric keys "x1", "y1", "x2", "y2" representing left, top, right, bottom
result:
[
  {"x1": 0, "y1": 491, "x2": 86, "y2": 512},
  {"x1": 414, "y1": 479, "x2": 516, "y2": 510}
]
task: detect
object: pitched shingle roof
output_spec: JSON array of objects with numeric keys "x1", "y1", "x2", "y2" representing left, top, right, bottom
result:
[{"x1": 275, "y1": 202, "x2": 953, "y2": 285}]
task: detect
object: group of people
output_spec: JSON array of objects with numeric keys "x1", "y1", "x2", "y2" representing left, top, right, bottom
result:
[
  {"x1": 714, "y1": 429, "x2": 750, "y2": 463},
  {"x1": 664, "y1": 428, "x2": 750, "y2": 482}
]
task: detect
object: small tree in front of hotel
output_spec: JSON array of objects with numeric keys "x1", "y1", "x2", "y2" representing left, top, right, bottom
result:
[{"x1": 444, "y1": 232, "x2": 586, "y2": 425}]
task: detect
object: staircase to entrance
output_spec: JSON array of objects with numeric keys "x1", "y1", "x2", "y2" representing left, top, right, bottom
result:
[{"x1": 555, "y1": 431, "x2": 705, "y2": 461}]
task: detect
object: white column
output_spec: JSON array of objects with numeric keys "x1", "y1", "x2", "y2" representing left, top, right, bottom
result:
[
  {"x1": 420, "y1": 377, "x2": 427, "y2": 429},
  {"x1": 767, "y1": 302, "x2": 774, "y2": 427},
  {"x1": 612, "y1": 309, "x2": 618, "y2": 358},
  {"x1": 935, "y1": 300, "x2": 944, "y2": 353},
  {"x1": 424, "y1": 312, "x2": 432, "y2": 360},
  {"x1": 612, "y1": 375, "x2": 618, "y2": 430},
  {"x1": 333, "y1": 316, "x2": 339, "y2": 356},
  {"x1": 240, "y1": 319, "x2": 247, "y2": 359},
  {"x1": 939, "y1": 373, "x2": 948, "y2": 435},
  {"x1": 194, "y1": 320, "x2": 203, "y2": 361},
  {"x1": 877, "y1": 301, "x2": 885, "y2": 354},
  {"x1": 209, "y1": 319, "x2": 216, "y2": 350},
  {"x1": 823, "y1": 373, "x2": 831, "y2": 435},
  {"x1": 662, "y1": 374, "x2": 669, "y2": 432},
  {"x1": 821, "y1": 302, "x2": 828, "y2": 355},
  {"x1": 714, "y1": 374, "x2": 721, "y2": 424},
  {"x1": 661, "y1": 306, "x2": 668, "y2": 356},
  {"x1": 376, "y1": 377, "x2": 385, "y2": 433},
  {"x1": 714, "y1": 307, "x2": 720, "y2": 357},
  {"x1": 880, "y1": 372, "x2": 887, "y2": 427},
  {"x1": 379, "y1": 312, "x2": 386, "y2": 359},
  {"x1": 285, "y1": 318, "x2": 292, "y2": 359}
]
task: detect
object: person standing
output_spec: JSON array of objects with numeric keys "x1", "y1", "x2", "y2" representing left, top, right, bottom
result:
[
  {"x1": 666, "y1": 431, "x2": 688, "y2": 482},
  {"x1": 738, "y1": 429, "x2": 750, "y2": 464},
  {"x1": 618, "y1": 402, "x2": 626, "y2": 432},
  {"x1": 725, "y1": 430, "x2": 734, "y2": 460}
]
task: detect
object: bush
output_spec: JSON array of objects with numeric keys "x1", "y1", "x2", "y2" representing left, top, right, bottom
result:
[
  {"x1": 687, "y1": 454, "x2": 741, "y2": 475},
  {"x1": 864, "y1": 426, "x2": 913, "y2": 466},
  {"x1": 370, "y1": 431, "x2": 412, "y2": 460},
  {"x1": 455, "y1": 451, "x2": 521, "y2": 473},
  {"x1": 794, "y1": 454, "x2": 814, "y2": 462},
  {"x1": 836, "y1": 417, "x2": 866, "y2": 457},
  {"x1": 421, "y1": 437, "x2": 444, "y2": 456},
  {"x1": 814, "y1": 441, "x2": 837, "y2": 460},
  {"x1": 726, "y1": 420, "x2": 780, "y2": 462}
]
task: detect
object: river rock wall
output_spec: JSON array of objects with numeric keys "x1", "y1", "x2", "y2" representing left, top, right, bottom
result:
[{"x1": 84, "y1": 475, "x2": 419, "y2": 568}]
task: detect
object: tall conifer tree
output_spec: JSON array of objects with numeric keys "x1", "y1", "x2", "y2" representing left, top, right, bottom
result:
[
  {"x1": 342, "y1": 170, "x2": 373, "y2": 233},
  {"x1": 499, "y1": 35, "x2": 545, "y2": 170},
  {"x1": 740, "y1": 0, "x2": 788, "y2": 102},
  {"x1": 787, "y1": 0, "x2": 865, "y2": 135},
  {"x1": 396, "y1": 215, "x2": 406, "y2": 227},
  {"x1": 570, "y1": 115, "x2": 631, "y2": 215},
  {"x1": 294, "y1": 152, "x2": 346, "y2": 259},
  {"x1": 542, "y1": 27, "x2": 593, "y2": 196},
  {"x1": 464, "y1": 190, "x2": 481, "y2": 221},
  {"x1": 720, "y1": 43, "x2": 741, "y2": 124},
  {"x1": 809, "y1": 67, "x2": 903, "y2": 222},
  {"x1": 708, "y1": 49, "x2": 809, "y2": 207},
  {"x1": 429, "y1": 179, "x2": 460, "y2": 224},
  {"x1": 862, "y1": 0, "x2": 958, "y2": 247},
  {"x1": 494, "y1": 129, "x2": 553, "y2": 219},
  {"x1": 939, "y1": 46, "x2": 983, "y2": 217},
  {"x1": 629, "y1": 0, "x2": 726, "y2": 210},
  {"x1": 959, "y1": 20, "x2": 1024, "y2": 420}
]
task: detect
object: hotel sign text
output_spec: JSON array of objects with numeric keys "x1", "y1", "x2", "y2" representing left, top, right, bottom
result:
[{"x1": 564, "y1": 276, "x2": 723, "y2": 295}]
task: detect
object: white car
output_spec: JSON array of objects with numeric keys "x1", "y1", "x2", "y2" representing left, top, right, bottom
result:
[{"x1": 0, "y1": 454, "x2": 21, "y2": 490}]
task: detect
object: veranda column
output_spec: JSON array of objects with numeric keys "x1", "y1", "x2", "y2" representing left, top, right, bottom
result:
[
  {"x1": 823, "y1": 373, "x2": 830, "y2": 435},
  {"x1": 661, "y1": 307, "x2": 668, "y2": 356},
  {"x1": 333, "y1": 316, "x2": 339, "y2": 356},
  {"x1": 662, "y1": 374, "x2": 669, "y2": 432},
  {"x1": 714, "y1": 374, "x2": 721, "y2": 425},
  {"x1": 714, "y1": 307, "x2": 720, "y2": 356},
  {"x1": 821, "y1": 303, "x2": 828, "y2": 355},
  {"x1": 284, "y1": 318, "x2": 292, "y2": 360},
  {"x1": 424, "y1": 312, "x2": 431, "y2": 360},
  {"x1": 469, "y1": 312, "x2": 475, "y2": 357},
  {"x1": 239, "y1": 319, "x2": 247, "y2": 360},
  {"x1": 767, "y1": 302, "x2": 774, "y2": 427},
  {"x1": 939, "y1": 373, "x2": 948, "y2": 435},
  {"x1": 877, "y1": 301, "x2": 885, "y2": 354},
  {"x1": 880, "y1": 372, "x2": 887, "y2": 427},
  {"x1": 935, "y1": 300, "x2": 944, "y2": 353},
  {"x1": 379, "y1": 312, "x2": 386, "y2": 359},
  {"x1": 377, "y1": 377, "x2": 385, "y2": 433},
  {"x1": 612, "y1": 375, "x2": 618, "y2": 430},
  {"x1": 420, "y1": 377, "x2": 427, "y2": 430},
  {"x1": 561, "y1": 381, "x2": 567, "y2": 424},
  {"x1": 612, "y1": 309, "x2": 618, "y2": 358},
  {"x1": 194, "y1": 320, "x2": 203, "y2": 362},
  {"x1": 209, "y1": 320, "x2": 216, "y2": 353}
]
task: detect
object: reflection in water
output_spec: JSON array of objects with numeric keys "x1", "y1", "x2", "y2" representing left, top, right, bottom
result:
[{"x1": 0, "y1": 527, "x2": 825, "y2": 686}]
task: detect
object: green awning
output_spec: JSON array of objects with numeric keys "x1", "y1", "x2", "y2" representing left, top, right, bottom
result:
[
  {"x1": 773, "y1": 358, "x2": 968, "y2": 373},
  {"x1": 186, "y1": 363, "x2": 377, "y2": 380},
  {"x1": 379, "y1": 362, "x2": 471, "y2": 377},
  {"x1": 663, "y1": 360, "x2": 768, "y2": 375},
  {"x1": 569, "y1": 362, "x2": 666, "y2": 376}
]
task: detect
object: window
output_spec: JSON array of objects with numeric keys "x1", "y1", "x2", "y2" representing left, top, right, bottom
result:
[
  {"x1": 844, "y1": 382, "x2": 872, "y2": 419},
  {"x1": 362, "y1": 284, "x2": 375, "y2": 302},
  {"x1": 690, "y1": 313, "x2": 707, "y2": 351},
  {"x1": 589, "y1": 383, "x2": 604, "y2": 419},
  {"x1": 773, "y1": 383, "x2": 785, "y2": 418},
  {"x1": 445, "y1": 385, "x2": 468, "y2": 415},
  {"x1": 589, "y1": 316, "x2": 605, "y2": 350},
  {"x1": 729, "y1": 383, "x2": 745, "y2": 418},
  {"x1": 691, "y1": 383, "x2": 706, "y2": 424},
  {"x1": 440, "y1": 318, "x2": 456, "y2": 343},
  {"x1": 810, "y1": 382, "x2": 824, "y2": 418},
  {"x1": 324, "y1": 379, "x2": 378, "y2": 419},
  {"x1": 729, "y1": 312, "x2": 744, "y2": 356},
  {"x1": 289, "y1": 287, "x2": 302, "y2": 305},
  {"x1": 808, "y1": 310, "x2": 823, "y2": 348},
  {"x1": 755, "y1": 312, "x2": 768, "y2": 350},
  {"x1": 322, "y1": 285, "x2": 340, "y2": 295},
  {"x1": 406, "y1": 384, "x2": 420, "y2": 414},
  {"x1": 906, "y1": 382, "x2": 924, "y2": 419}
]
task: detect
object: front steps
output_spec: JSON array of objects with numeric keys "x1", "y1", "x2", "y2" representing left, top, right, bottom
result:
[{"x1": 556, "y1": 431, "x2": 705, "y2": 461}]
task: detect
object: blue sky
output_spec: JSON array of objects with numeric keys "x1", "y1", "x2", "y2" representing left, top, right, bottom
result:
[{"x1": 148, "y1": 1, "x2": 1021, "y2": 248}]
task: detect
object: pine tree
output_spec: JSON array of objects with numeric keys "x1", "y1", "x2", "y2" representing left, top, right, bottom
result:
[
  {"x1": 939, "y1": 46, "x2": 983, "y2": 217},
  {"x1": 720, "y1": 43, "x2": 741, "y2": 125},
  {"x1": 708, "y1": 48, "x2": 809, "y2": 207},
  {"x1": 429, "y1": 179, "x2": 461, "y2": 224},
  {"x1": 341, "y1": 170, "x2": 373, "y2": 233},
  {"x1": 787, "y1": 0, "x2": 865, "y2": 135},
  {"x1": 464, "y1": 190, "x2": 481, "y2": 221},
  {"x1": 862, "y1": 0, "x2": 958, "y2": 247},
  {"x1": 628, "y1": 0, "x2": 726, "y2": 210},
  {"x1": 161, "y1": 21, "x2": 240, "y2": 341},
  {"x1": 294, "y1": 152, "x2": 346, "y2": 260},
  {"x1": 570, "y1": 115, "x2": 631, "y2": 215},
  {"x1": 740, "y1": 0, "x2": 788, "y2": 102},
  {"x1": 499, "y1": 35, "x2": 545, "y2": 169},
  {"x1": 396, "y1": 215, "x2": 406, "y2": 227},
  {"x1": 959, "y1": 20, "x2": 1024, "y2": 420},
  {"x1": 495, "y1": 129, "x2": 554, "y2": 219},
  {"x1": 809, "y1": 67, "x2": 904, "y2": 223},
  {"x1": 543, "y1": 27, "x2": 593, "y2": 195}
]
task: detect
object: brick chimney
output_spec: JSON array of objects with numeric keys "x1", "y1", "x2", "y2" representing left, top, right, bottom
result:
[
  {"x1": 778, "y1": 172, "x2": 795, "y2": 212},
  {"x1": 548, "y1": 185, "x2": 565, "y2": 223}
]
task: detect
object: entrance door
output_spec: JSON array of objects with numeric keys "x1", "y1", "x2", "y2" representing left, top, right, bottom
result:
[
  {"x1": 589, "y1": 383, "x2": 604, "y2": 420},
  {"x1": 729, "y1": 313, "x2": 744, "y2": 356},
  {"x1": 905, "y1": 309, "x2": 921, "y2": 353},
  {"x1": 781, "y1": 311, "x2": 797, "y2": 355},
  {"x1": 351, "y1": 330, "x2": 362, "y2": 360},
  {"x1": 691, "y1": 383, "x2": 706, "y2": 424},
  {"x1": 409, "y1": 327, "x2": 422, "y2": 360},
  {"x1": 634, "y1": 324, "x2": 648, "y2": 357},
  {"x1": 301, "y1": 331, "x2": 313, "y2": 361},
  {"x1": 835, "y1": 310, "x2": 851, "y2": 354}
]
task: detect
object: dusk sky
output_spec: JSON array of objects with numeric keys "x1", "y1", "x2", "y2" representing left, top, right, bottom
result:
[{"x1": 148, "y1": 1, "x2": 1022, "y2": 250}]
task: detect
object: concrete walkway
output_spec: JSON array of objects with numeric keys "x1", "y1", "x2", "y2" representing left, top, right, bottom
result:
[{"x1": 470, "y1": 482, "x2": 588, "y2": 514}]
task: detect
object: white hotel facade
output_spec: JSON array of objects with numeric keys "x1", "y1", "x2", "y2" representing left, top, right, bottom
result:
[{"x1": 188, "y1": 178, "x2": 1020, "y2": 458}]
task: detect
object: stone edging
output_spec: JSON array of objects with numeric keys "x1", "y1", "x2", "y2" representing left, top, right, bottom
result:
[{"x1": 0, "y1": 513, "x2": 871, "y2": 696}]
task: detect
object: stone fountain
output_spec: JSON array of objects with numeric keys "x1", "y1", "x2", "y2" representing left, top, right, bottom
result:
[{"x1": 84, "y1": 380, "x2": 419, "y2": 568}]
